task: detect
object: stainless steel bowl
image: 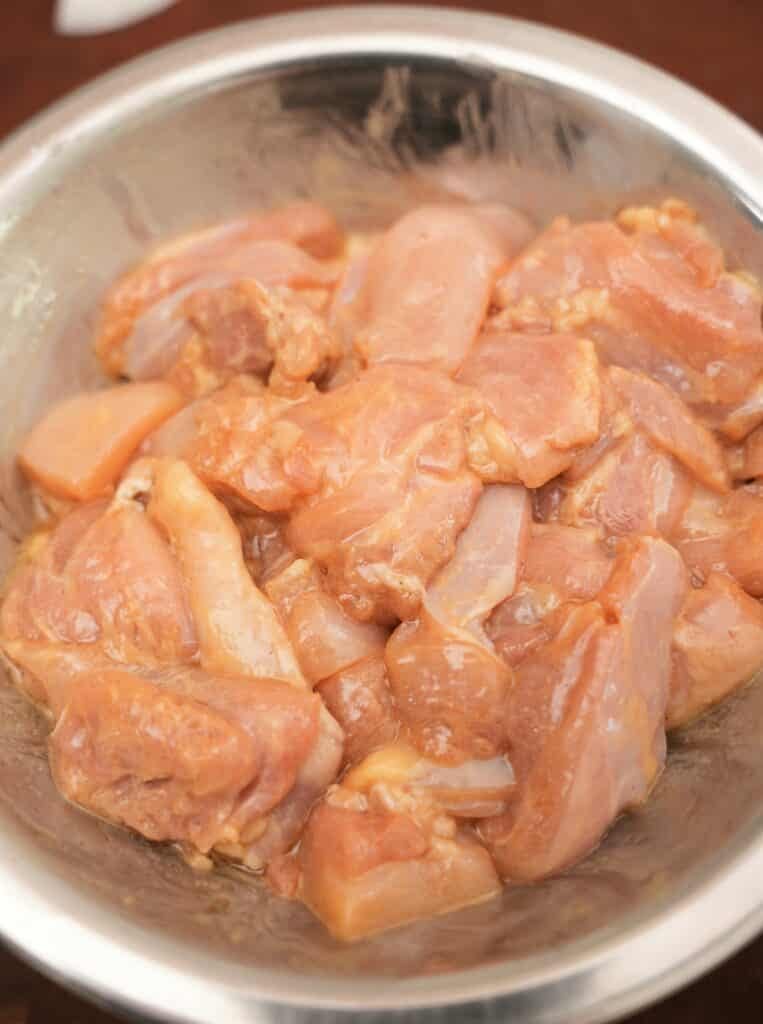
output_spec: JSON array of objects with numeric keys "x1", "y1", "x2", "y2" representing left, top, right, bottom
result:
[{"x1": 1, "y1": 8, "x2": 762, "y2": 1023}]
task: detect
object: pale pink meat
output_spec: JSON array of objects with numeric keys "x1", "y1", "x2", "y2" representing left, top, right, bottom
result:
[
  {"x1": 458, "y1": 332, "x2": 601, "y2": 487},
  {"x1": 146, "y1": 459, "x2": 304, "y2": 687},
  {"x1": 280, "y1": 368, "x2": 484, "y2": 622},
  {"x1": 426, "y1": 484, "x2": 530, "y2": 628},
  {"x1": 672, "y1": 484, "x2": 763, "y2": 596},
  {"x1": 96, "y1": 201, "x2": 343, "y2": 374},
  {"x1": 264, "y1": 559, "x2": 387, "y2": 685},
  {"x1": 7, "y1": 194, "x2": 763, "y2": 941},
  {"x1": 241, "y1": 706, "x2": 344, "y2": 867},
  {"x1": 287, "y1": 795, "x2": 500, "y2": 941},
  {"x1": 342, "y1": 742, "x2": 516, "y2": 819},
  {"x1": 494, "y1": 202, "x2": 763, "y2": 409},
  {"x1": 123, "y1": 278, "x2": 341, "y2": 397},
  {"x1": 486, "y1": 522, "x2": 615, "y2": 668},
  {"x1": 49, "y1": 664, "x2": 330, "y2": 861},
  {"x1": 317, "y1": 657, "x2": 398, "y2": 765},
  {"x1": 523, "y1": 523, "x2": 615, "y2": 601},
  {"x1": 547, "y1": 432, "x2": 692, "y2": 539},
  {"x1": 188, "y1": 367, "x2": 483, "y2": 546},
  {"x1": 481, "y1": 537, "x2": 686, "y2": 880},
  {"x1": 0, "y1": 500, "x2": 197, "y2": 671},
  {"x1": 353, "y1": 205, "x2": 510, "y2": 375},
  {"x1": 386, "y1": 611, "x2": 512, "y2": 762},
  {"x1": 599, "y1": 536, "x2": 689, "y2": 730},
  {"x1": 386, "y1": 485, "x2": 528, "y2": 760},
  {"x1": 485, "y1": 583, "x2": 564, "y2": 669},
  {"x1": 326, "y1": 235, "x2": 376, "y2": 361},
  {"x1": 669, "y1": 573, "x2": 763, "y2": 729},
  {"x1": 608, "y1": 366, "x2": 729, "y2": 492},
  {"x1": 184, "y1": 384, "x2": 312, "y2": 513},
  {"x1": 19, "y1": 381, "x2": 183, "y2": 502},
  {"x1": 141, "y1": 375, "x2": 267, "y2": 462}
]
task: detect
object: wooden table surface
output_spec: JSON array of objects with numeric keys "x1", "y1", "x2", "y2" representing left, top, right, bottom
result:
[{"x1": 2, "y1": 1, "x2": 763, "y2": 1021}]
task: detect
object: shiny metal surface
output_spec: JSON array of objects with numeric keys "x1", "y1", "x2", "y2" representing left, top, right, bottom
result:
[{"x1": 0, "y1": 7, "x2": 762, "y2": 1024}]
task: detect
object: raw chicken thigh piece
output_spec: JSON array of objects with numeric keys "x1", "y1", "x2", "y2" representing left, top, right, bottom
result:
[
  {"x1": 669, "y1": 572, "x2": 763, "y2": 728},
  {"x1": 264, "y1": 559, "x2": 387, "y2": 685},
  {"x1": 672, "y1": 483, "x2": 763, "y2": 597},
  {"x1": 239, "y1": 705, "x2": 344, "y2": 868},
  {"x1": 343, "y1": 742, "x2": 516, "y2": 820},
  {"x1": 425, "y1": 483, "x2": 530, "y2": 627},
  {"x1": 494, "y1": 201, "x2": 763, "y2": 409},
  {"x1": 386, "y1": 485, "x2": 529, "y2": 760},
  {"x1": 607, "y1": 366, "x2": 729, "y2": 493},
  {"x1": 279, "y1": 368, "x2": 485, "y2": 622},
  {"x1": 19, "y1": 381, "x2": 182, "y2": 501},
  {"x1": 317, "y1": 657, "x2": 398, "y2": 765},
  {"x1": 545, "y1": 431, "x2": 693, "y2": 539},
  {"x1": 146, "y1": 458, "x2": 304, "y2": 687},
  {"x1": 276, "y1": 788, "x2": 499, "y2": 941},
  {"x1": 522, "y1": 523, "x2": 615, "y2": 601},
  {"x1": 122, "y1": 278, "x2": 342, "y2": 398},
  {"x1": 8, "y1": 191, "x2": 763, "y2": 943},
  {"x1": 49, "y1": 662, "x2": 341, "y2": 866},
  {"x1": 265, "y1": 558, "x2": 396, "y2": 765},
  {"x1": 486, "y1": 522, "x2": 615, "y2": 668},
  {"x1": 353, "y1": 205, "x2": 510, "y2": 375},
  {"x1": 96, "y1": 201, "x2": 343, "y2": 373},
  {"x1": 481, "y1": 537, "x2": 686, "y2": 880},
  {"x1": 0, "y1": 498, "x2": 197, "y2": 673},
  {"x1": 458, "y1": 332, "x2": 601, "y2": 487}
]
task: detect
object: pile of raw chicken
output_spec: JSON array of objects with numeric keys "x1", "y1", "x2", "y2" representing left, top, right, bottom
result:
[{"x1": 3, "y1": 196, "x2": 763, "y2": 942}]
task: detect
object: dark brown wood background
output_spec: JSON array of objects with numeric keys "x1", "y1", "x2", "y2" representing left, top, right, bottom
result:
[{"x1": 1, "y1": 1, "x2": 763, "y2": 1021}]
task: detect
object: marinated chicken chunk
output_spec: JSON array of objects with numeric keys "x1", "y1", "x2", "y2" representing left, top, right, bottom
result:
[
  {"x1": 494, "y1": 201, "x2": 763, "y2": 409},
  {"x1": 5, "y1": 194, "x2": 763, "y2": 943},
  {"x1": 482, "y1": 538, "x2": 686, "y2": 880},
  {"x1": 121, "y1": 278, "x2": 342, "y2": 398},
  {"x1": 316, "y1": 657, "x2": 398, "y2": 765},
  {"x1": 486, "y1": 522, "x2": 615, "y2": 667},
  {"x1": 19, "y1": 381, "x2": 182, "y2": 501},
  {"x1": 541, "y1": 431, "x2": 693, "y2": 539},
  {"x1": 343, "y1": 742, "x2": 516, "y2": 819},
  {"x1": 386, "y1": 485, "x2": 528, "y2": 760},
  {"x1": 96, "y1": 201, "x2": 343, "y2": 375},
  {"x1": 523, "y1": 523, "x2": 615, "y2": 601},
  {"x1": 241, "y1": 705, "x2": 344, "y2": 867},
  {"x1": 669, "y1": 573, "x2": 763, "y2": 728},
  {"x1": 49, "y1": 663, "x2": 341, "y2": 865},
  {"x1": 458, "y1": 332, "x2": 601, "y2": 487},
  {"x1": 608, "y1": 366, "x2": 729, "y2": 493},
  {"x1": 672, "y1": 484, "x2": 763, "y2": 596},
  {"x1": 186, "y1": 366, "x2": 484, "y2": 622},
  {"x1": 256, "y1": 564, "x2": 402, "y2": 765},
  {"x1": 0, "y1": 499, "x2": 197, "y2": 673},
  {"x1": 146, "y1": 459, "x2": 304, "y2": 687},
  {"x1": 264, "y1": 558, "x2": 387, "y2": 686},
  {"x1": 352, "y1": 205, "x2": 513, "y2": 375},
  {"x1": 535, "y1": 362, "x2": 728, "y2": 538},
  {"x1": 277, "y1": 788, "x2": 500, "y2": 941}
]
